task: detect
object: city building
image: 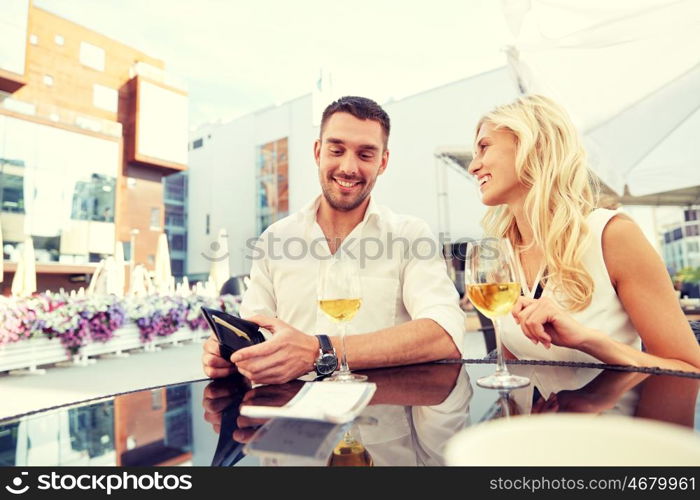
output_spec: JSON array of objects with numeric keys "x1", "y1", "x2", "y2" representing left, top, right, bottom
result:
[
  {"x1": 187, "y1": 67, "x2": 518, "y2": 278},
  {"x1": 661, "y1": 207, "x2": 700, "y2": 275},
  {"x1": 163, "y1": 172, "x2": 187, "y2": 278},
  {"x1": 0, "y1": 0, "x2": 188, "y2": 293},
  {"x1": 2, "y1": 387, "x2": 193, "y2": 466}
]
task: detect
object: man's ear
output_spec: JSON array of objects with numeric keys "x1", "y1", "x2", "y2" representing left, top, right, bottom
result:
[
  {"x1": 313, "y1": 139, "x2": 321, "y2": 167},
  {"x1": 378, "y1": 148, "x2": 390, "y2": 175}
]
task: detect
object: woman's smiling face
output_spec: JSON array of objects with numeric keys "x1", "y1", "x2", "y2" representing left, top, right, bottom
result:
[{"x1": 468, "y1": 121, "x2": 528, "y2": 207}]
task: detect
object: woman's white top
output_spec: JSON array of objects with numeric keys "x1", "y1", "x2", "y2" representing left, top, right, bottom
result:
[{"x1": 501, "y1": 208, "x2": 642, "y2": 363}]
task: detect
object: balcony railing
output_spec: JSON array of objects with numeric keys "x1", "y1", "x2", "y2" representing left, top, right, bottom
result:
[{"x1": 0, "y1": 95, "x2": 122, "y2": 138}]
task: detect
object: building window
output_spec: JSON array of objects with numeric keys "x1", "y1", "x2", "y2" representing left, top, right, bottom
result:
[
  {"x1": 150, "y1": 207, "x2": 161, "y2": 230},
  {"x1": 93, "y1": 84, "x2": 118, "y2": 112},
  {"x1": 0, "y1": 159, "x2": 26, "y2": 213},
  {"x1": 79, "y1": 41, "x2": 106, "y2": 71},
  {"x1": 256, "y1": 137, "x2": 289, "y2": 234},
  {"x1": 672, "y1": 228, "x2": 683, "y2": 241},
  {"x1": 687, "y1": 241, "x2": 699, "y2": 253},
  {"x1": 685, "y1": 224, "x2": 700, "y2": 237},
  {"x1": 29, "y1": 34, "x2": 38, "y2": 45},
  {"x1": 43, "y1": 75, "x2": 54, "y2": 86},
  {"x1": 151, "y1": 389, "x2": 163, "y2": 410},
  {"x1": 123, "y1": 241, "x2": 132, "y2": 261},
  {"x1": 192, "y1": 138, "x2": 203, "y2": 149},
  {"x1": 171, "y1": 234, "x2": 185, "y2": 251},
  {"x1": 685, "y1": 209, "x2": 699, "y2": 222},
  {"x1": 67, "y1": 401, "x2": 115, "y2": 461},
  {"x1": 70, "y1": 174, "x2": 115, "y2": 222},
  {"x1": 54, "y1": 34, "x2": 64, "y2": 46},
  {"x1": 164, "y1": 174, "x2": 186, "y2": 202},
  {"x1": 165, "y1": 204, "x2": 184, "y2": 227},
  {"x1": 171, "y1": 259, "x2": 184, "y2": 276},
  {"x1": 89, "y1": 252, "x2": 107, "y2": 263}
]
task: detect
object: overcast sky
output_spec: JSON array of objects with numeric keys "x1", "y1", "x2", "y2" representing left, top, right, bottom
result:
[
  {"x1": 31, "y1": 0, "x2": 691, "y2": 229},
  {"x1": 35, "y1": 0, "x2": 513, "y2": 130}
]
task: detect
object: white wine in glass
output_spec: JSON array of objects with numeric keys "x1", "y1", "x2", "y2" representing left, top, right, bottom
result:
[
  {"x1": 468, "y1": 283, "x2": 521, "y2": 318},
  {"x1": 327, "y1": 426, "x2": 373, "y2": 466},
  {"x1": 318, "y1": 258, "x2": 367, "y2": 382},
  {"x1": 466, "y1": 239, "x2": 530, "y2": 390},
  {"x1": 318, "y1": 299, "x2": 362, "y2": 322}
]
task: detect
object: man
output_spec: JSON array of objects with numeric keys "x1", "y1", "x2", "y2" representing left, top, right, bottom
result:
[{"x1": 202, "y1": 96, "x2": 464, "y2": 384}]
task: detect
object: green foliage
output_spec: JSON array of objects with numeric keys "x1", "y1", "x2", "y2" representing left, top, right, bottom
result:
[{"x1": 674, "y1": 266, "x2": 700, "y2": 284}]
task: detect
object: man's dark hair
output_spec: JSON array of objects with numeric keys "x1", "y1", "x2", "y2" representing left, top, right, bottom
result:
[{"x1": 320, "y1": 96, "x2": 390, "y2": 148}]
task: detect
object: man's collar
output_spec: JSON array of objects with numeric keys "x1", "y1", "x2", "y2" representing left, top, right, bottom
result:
[{"x1": 303, "y1": 195, "x2": 381, "y2": 227}]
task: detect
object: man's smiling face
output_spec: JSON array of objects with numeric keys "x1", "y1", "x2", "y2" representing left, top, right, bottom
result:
[{"x1": 315, "y1": 112, "x2": 389, "y2": 212}]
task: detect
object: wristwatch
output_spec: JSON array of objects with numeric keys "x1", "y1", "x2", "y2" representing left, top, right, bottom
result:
[{"x1": 314, "y1": 334, "x2": 338, "y2": 376}]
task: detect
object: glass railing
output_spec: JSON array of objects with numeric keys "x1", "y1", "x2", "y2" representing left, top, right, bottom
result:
[{"x1": 0, "y1": 95, "x2": 122, "y2": 138}]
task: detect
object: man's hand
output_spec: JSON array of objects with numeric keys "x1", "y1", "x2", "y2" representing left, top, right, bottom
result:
[
  {"x1": 201, "y1": 378, "x2": 267, "y2": 444},
  {"x1": 201, "y1": 376, "x2": 251, "y2": 435},
  {"x1": 202, "y1": 334, "x2": 238, "y2": 379},
  {"x1": 231, "y1": 315, "x2": 318, "y2": 385}
]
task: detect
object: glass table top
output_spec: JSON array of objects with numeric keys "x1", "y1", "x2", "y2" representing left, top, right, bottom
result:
[{"x1": 1, "y1": 361, "x2": 698, "y2": 466}]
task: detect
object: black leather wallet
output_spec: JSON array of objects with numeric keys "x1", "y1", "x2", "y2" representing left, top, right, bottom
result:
[{"x1": 200, "y1": 306, "x2": 265, "y2": 361}]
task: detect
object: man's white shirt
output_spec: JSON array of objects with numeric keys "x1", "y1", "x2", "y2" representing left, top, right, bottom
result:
[{"x1": 240, "y1": 196, "x2": 465, "y2": 354}]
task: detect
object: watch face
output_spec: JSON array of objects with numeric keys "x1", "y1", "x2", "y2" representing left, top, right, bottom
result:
[{"x1": 316, "y1": 353, "x2": 338, "y2": 375}]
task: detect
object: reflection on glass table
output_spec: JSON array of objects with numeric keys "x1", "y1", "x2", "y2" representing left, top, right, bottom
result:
[
  {"x1": 0, "y1": 386, "x2": 193, "y2": 467},
  {"x1": 0, "y1": 361, "x2": 697, "y2": 466}
]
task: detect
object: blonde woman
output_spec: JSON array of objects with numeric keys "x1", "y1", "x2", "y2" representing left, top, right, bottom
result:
[{"x1": 467, "y1": 95, "x2": 700, "y2": 372}]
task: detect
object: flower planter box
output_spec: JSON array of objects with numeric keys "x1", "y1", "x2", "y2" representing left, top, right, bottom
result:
[
  {"x1": 151, "y1": 326, "x2": 208, "y2": 348},
  {"x1": 0, "y1": 324, "x2": 210, "y2": 374},
  {"x1": 0, "y1": 337, "x2": 70, "y2": 373},
  {"x1": 81, "y1": 323, "x2": 143, "y2": 357}
]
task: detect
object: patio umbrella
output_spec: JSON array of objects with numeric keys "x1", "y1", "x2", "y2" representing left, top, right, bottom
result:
[
  {"x1": 179, "y1": 276, "x2": 191, "y2": 297},
  {"x1": 208, "y1": 228, "x2": 230, "y2": 295},
  {"x1": 129, "y1": 264, "x2": 148, "y2": 297},
  {"x1": 87, "y1": 259, "x2": 106, "y2": 295},
  {"x1": 11, "y1": 237, "x2": 36, "y2": 297},
  {"x1": 502, "y1": 0, "x2": 700, "y2": 204},
  {"x1": 154, "y1": 233, "x2": 172, "y2": 295},
  {"x1": 100, "y1": 256, "x2": 120, "y2": 296},
  {"x1": 113, "y1": 241, "x2": 126, "y2": 297},
  {"x1": 11, "y1": 251, "x2": 24, "y2": 297},
  {"x1": 23, "y1": 238, "x2": 36, "y2": 297}
]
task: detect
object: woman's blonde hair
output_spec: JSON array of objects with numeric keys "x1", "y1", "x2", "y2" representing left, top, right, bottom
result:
[{"x1": 476, "y1": 94, "x2": 599, "y2": 311}]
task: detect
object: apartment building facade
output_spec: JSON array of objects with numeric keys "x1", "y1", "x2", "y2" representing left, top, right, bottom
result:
[{"x1": 0, "y1": 0, "x2": 188, "y2": 292}]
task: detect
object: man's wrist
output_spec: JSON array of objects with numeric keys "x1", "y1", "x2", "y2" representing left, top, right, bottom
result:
[
  {"x1": 313, "y1": 334, "x2": 338, "y2": 375},
  {"x1": 307, "y1": 334, "x2": 320, "y2": 372}
]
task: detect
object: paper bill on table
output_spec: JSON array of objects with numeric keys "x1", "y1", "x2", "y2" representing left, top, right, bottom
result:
[
  {"x1": 244, "y1": 418, "x2": 347, "y2": 464},
  {"x1": 240, "y1": 382, "x2": 377, "y2": 423}
]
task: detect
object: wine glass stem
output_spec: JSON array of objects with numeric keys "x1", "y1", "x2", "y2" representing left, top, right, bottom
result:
[
  {"x1": 499, "y1": 391, "x2": 511, "y2": 418},
  {"x1": 493, "y1": 316, "x2": 509, "y2": 374},
  {"x1": 338, "y1": 321, "x2": 351, "y2": 374}
]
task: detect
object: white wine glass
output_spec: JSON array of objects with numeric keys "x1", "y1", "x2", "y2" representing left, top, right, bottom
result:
[
  {"x1": 466, "y1": 238, "x2": 529, "y2": 389},
  {"x1": 327, "y1": 423, "x2": 373, "y2": 466},
  {"x1": 318, "y1": 258, "x2": 367, "y2": 382}
]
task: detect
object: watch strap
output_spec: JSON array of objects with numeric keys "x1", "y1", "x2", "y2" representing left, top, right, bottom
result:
[{"x1": 316, "y1": 334, "x2": 334, "y2": 354}]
